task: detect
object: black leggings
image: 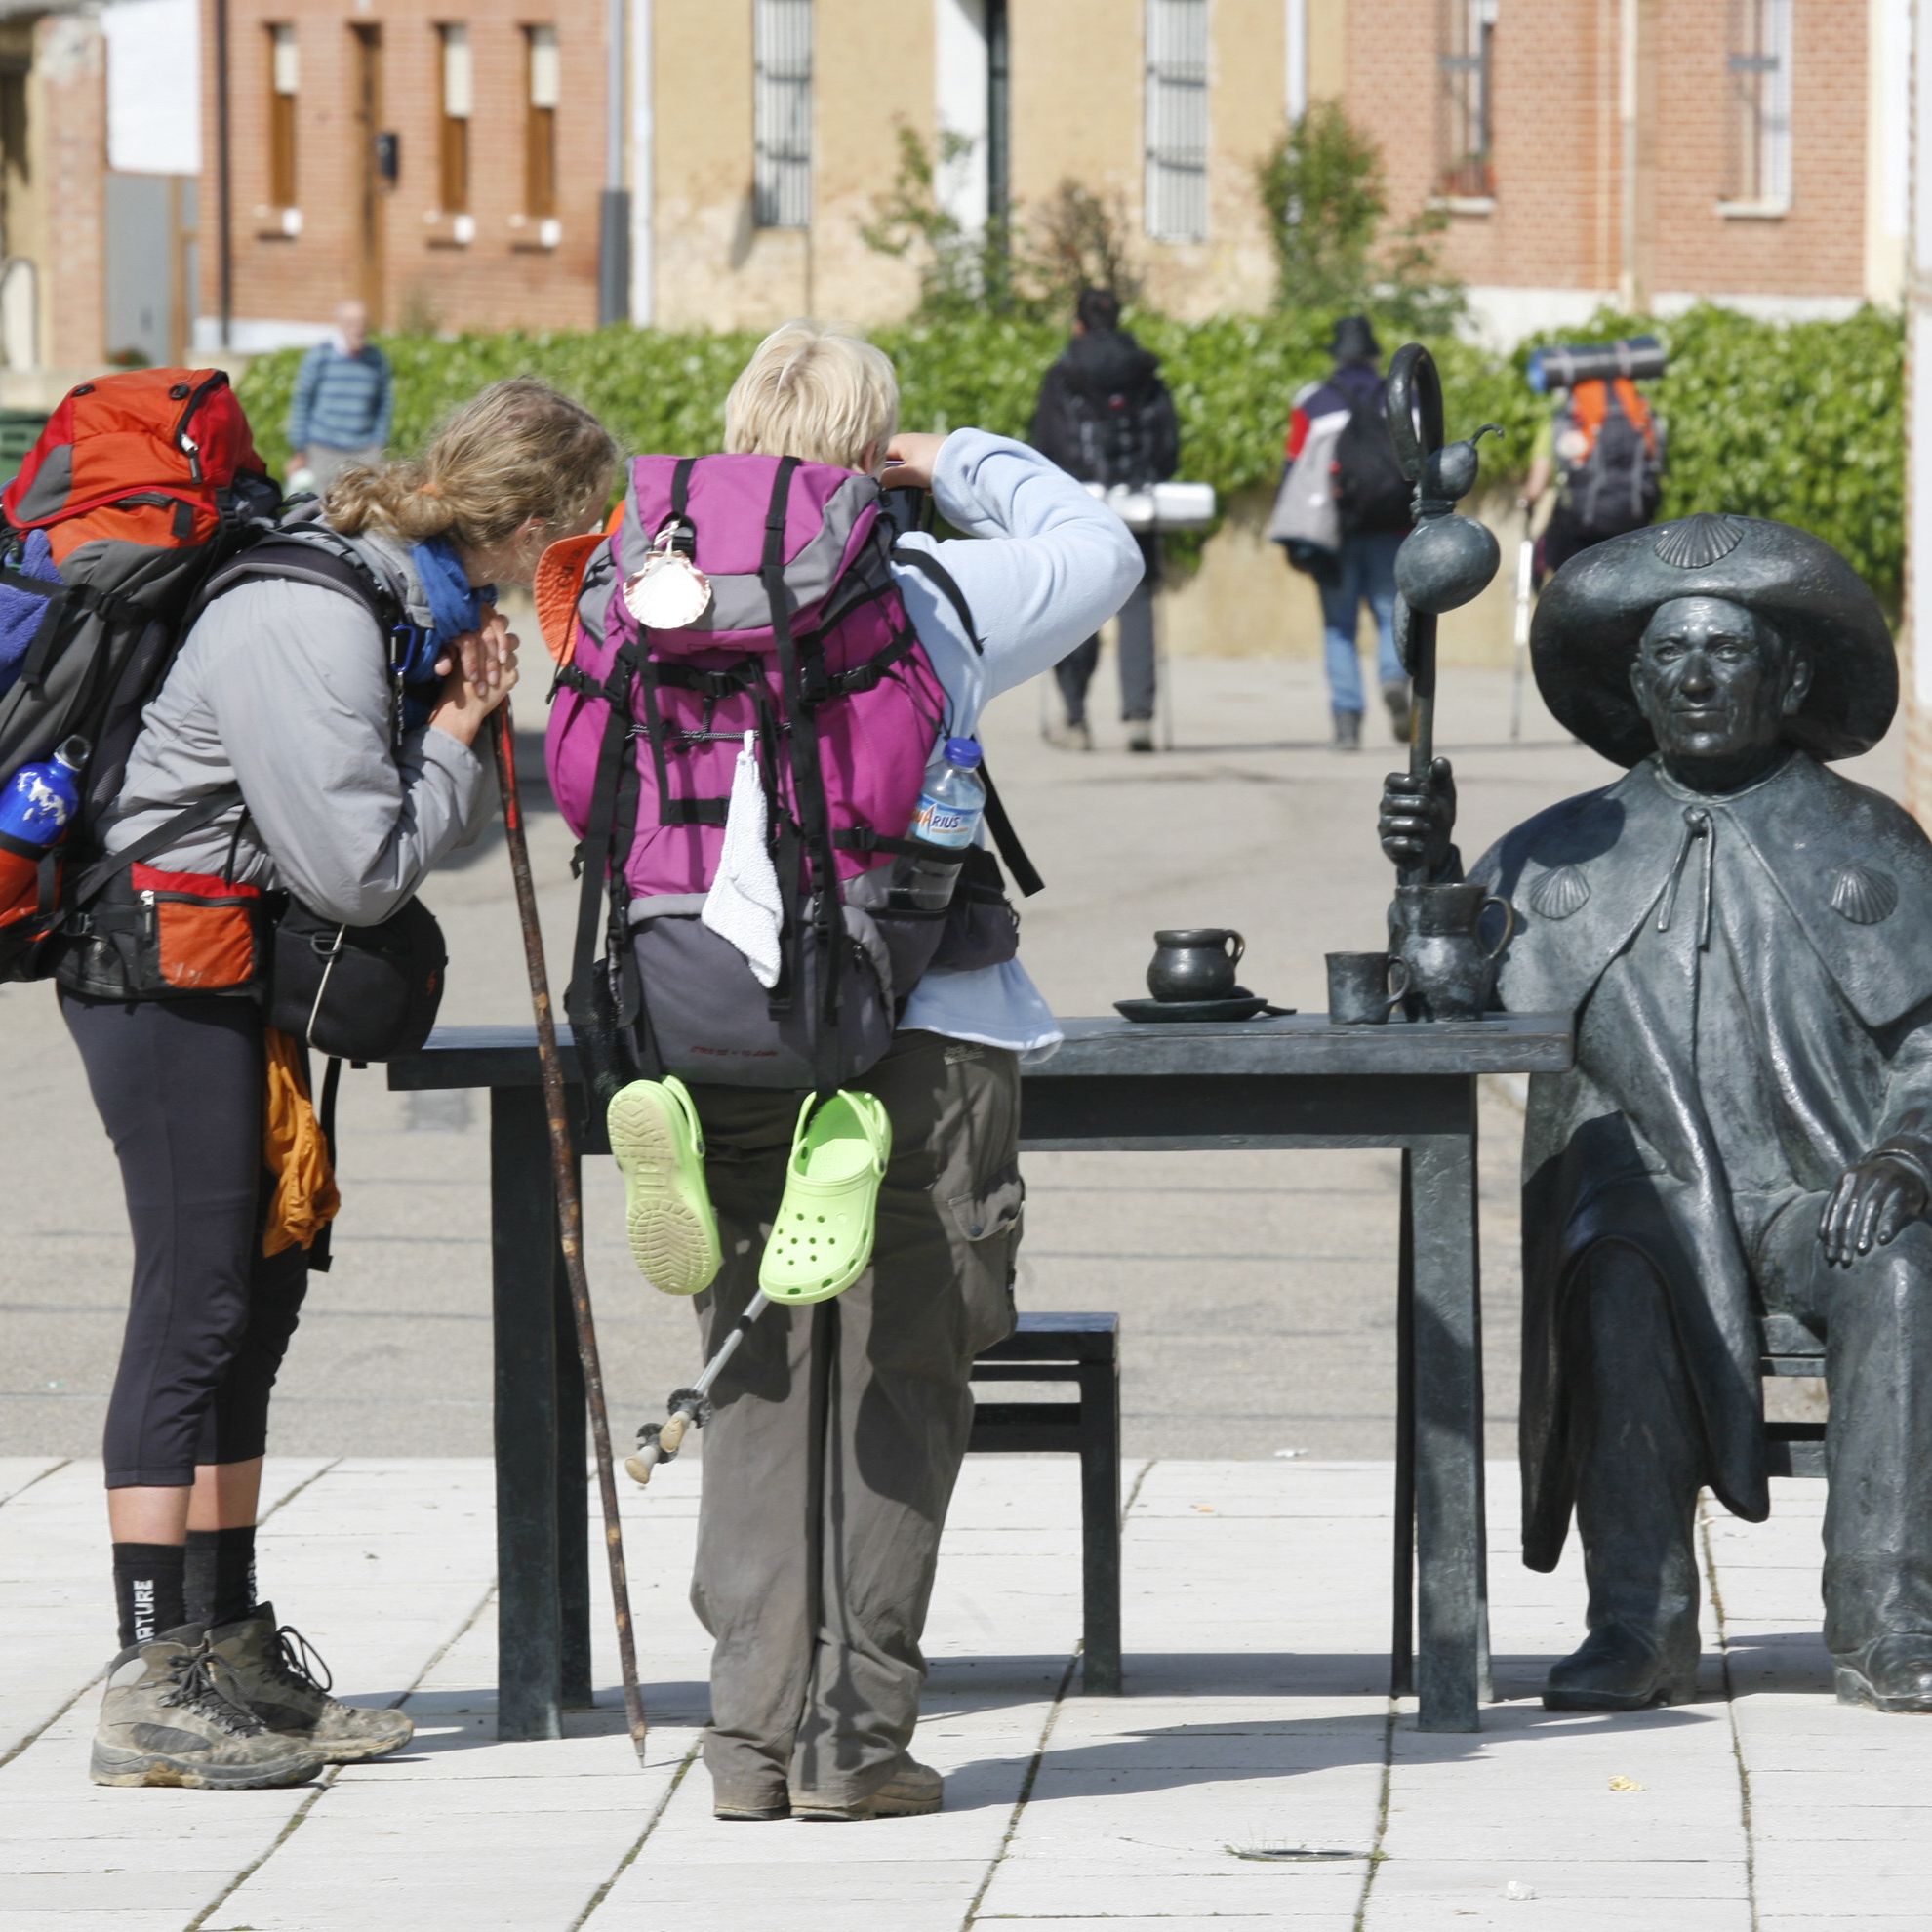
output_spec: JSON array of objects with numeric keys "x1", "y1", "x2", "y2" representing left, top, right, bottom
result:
[{"x1": 62, "y1": 992, "x2": 308, "y2": 1488}]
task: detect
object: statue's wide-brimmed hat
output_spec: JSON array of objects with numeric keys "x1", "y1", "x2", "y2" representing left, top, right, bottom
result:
[{"x1": 1530, "y1": 512, "x2": 1897, "y2": 767}]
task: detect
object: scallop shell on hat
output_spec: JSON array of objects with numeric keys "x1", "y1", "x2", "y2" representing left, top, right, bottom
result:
[
  {"x1": 1528, "y1": 865, "x2": 1591, "y2": 920},
  {"x1": 1653, "y1": 513, "x2": 1748, "y2": 571},
  {"x1": 1829, "y1": 865, "x2": 1899, "y2": 926}
]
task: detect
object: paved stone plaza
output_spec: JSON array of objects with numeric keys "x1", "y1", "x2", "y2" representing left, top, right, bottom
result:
[
  {"x1": 0, "y1": 660, "x2": 1910, "y2": 1925},
  {"x1": 3, "y1": 1452, "x2": 1926, "y2": 1929}
]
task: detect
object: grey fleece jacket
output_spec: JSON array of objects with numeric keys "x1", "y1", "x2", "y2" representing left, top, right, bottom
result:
[{"x1": 104, "y1": 524, "x2": 495, "y2": 924}]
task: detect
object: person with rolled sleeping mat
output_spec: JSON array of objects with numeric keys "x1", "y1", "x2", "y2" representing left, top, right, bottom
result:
[
  {"x1": 540, "y1": 320, "x2": 1143, "y2": 1822},
  {"x1": 53, "y1": 378, "x2": 618, "y2": 1790}
]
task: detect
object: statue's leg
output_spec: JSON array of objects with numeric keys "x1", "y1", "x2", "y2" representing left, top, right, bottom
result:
[
  {"x1": 1814, "y1": 1221, "x2": 1932, "y2": 1711},
  {"x1": 1545, "y1": 1239, "x2": 1704, "y2": 1711}
]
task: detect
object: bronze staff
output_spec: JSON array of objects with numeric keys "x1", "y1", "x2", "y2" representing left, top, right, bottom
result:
[{"x1": 491, "y1": 704, "x2": 648, "y2": 1764}]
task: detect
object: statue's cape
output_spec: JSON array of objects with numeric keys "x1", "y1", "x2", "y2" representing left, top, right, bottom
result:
[{"x1": 1469, "y1": 752, "x2": 1932, "y2": 1030}]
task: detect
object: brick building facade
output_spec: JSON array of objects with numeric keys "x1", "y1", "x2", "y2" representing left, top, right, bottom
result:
[
  {"x1": 1343, "y1": 0, "x2": 1904, "y2": 342},
  {"x1": 202, "y1": 0, "x2": 608, "y2": 347},
  {"x1": 0, "y1": 4, "x2": 108, "y2": 379},
  {"x1": 165, "y1": 0, "x2": 1905, "y2": 347}
]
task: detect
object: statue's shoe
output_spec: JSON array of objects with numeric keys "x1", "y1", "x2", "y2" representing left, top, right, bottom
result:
[
  {"x1": 1542, "y1": 1623, "x2": 1700, "y2": 1711},
  {"x1": 1832, "y1": 1631, "x2": 1932, "y2": 1712}
]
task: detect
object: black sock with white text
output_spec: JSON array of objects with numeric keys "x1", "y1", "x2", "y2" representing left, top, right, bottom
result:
[
  {"x1": 112, "y1": 1543, "x2": 187, "y2": 1649},
  {"x1": 185, "y1": 1525, "x2": 259, "y2": 1629}
]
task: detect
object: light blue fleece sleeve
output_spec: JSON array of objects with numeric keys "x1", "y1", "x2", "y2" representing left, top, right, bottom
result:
[{"x1": 889, "y1": 429, "x2": 1145, "y2": 737}]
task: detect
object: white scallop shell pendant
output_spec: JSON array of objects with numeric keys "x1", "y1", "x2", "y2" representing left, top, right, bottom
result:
[{"x1": 624, "y1": 551, "x2": 712, "y2": 630}]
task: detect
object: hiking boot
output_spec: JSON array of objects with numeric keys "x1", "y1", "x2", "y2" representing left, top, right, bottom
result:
[
  {"x1": 792, "y1": 1757, "x2": 944, "y2": 1821},
  {"x1": 1126, "y1": 720, "x2": 1156, "y2": 754},
  {"x1": 1332, "y1": 709, "x2": 1363, "y2": 752},
  {"x1": 206, "y1": 1605, "x2": 413, "y2": 1763},
  {"x1": 1383, "y1": 679, "x2": 1413, "y2": 744},
  {"x1": 90, "y1": 1626, "x2": 325, "y2": 1790},
  {"x1": 1044, "y1": 717, "x2": 1093, "y2": 752}
]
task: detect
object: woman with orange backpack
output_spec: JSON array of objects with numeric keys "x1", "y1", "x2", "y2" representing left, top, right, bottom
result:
[{"x1": 48, "y1": 378, "x2": 616, "y2": 1791}]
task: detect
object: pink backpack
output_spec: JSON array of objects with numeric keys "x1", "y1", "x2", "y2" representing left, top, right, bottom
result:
[{"x1": 546, "y1": 453, "x2": 1025, "y2": 1097}]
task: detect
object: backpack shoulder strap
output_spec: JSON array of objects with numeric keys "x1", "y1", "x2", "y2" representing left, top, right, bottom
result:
[
  {"x1": 189, "y1": 527, "x2": 408, "y2": 636},
  {"x1": 979, "y1": 764, "x2": 1043, "y2": 899},
  {"x1": 891, "y1": 544, "x2": 982, "y2": 655}
]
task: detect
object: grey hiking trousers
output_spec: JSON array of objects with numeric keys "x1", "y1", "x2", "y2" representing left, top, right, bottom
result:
[{"x1": 684, "y1": 1029, "x2": 1025, "y2": 1808}]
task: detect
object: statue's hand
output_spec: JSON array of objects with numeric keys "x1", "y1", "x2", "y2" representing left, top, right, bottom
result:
[
  {"x1": 1380, "y1": 757, "x2": 1458, "y2": 877},
  {"x1": 1819, "y1": 1154, "x2": 1931, "y2": 1268}
]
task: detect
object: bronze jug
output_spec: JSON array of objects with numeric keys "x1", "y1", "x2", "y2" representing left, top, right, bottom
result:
[{"x1": 1391, "y1": 883, "x2": 1513, "y2": 1021}]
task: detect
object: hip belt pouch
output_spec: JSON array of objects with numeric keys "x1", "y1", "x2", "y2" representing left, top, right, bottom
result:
[
  {"x1": 55, "y1": 865, "x2": 265, "y2": 1000},
  {"x1": 270, "y1": 897, "x2": 446, "y2": 1061}
]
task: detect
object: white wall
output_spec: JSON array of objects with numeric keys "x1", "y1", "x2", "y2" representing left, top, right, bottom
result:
[{"x1": 102, "y1": 0, "x2": 199, "y2": 177}]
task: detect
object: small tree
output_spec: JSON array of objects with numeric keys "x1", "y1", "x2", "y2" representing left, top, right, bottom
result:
[
  {"x1": 1257, "y1": 101, "x2": 1464, "y2": 334},
  {"x1": 859, "y1": 126, "x2": 1019, "y2": 322},
  {"x1": 1022, "y1": 180, "x2": 1144, "y2": 317}
]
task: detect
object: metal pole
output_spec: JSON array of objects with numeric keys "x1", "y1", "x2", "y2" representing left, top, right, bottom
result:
[
  {"x1": 597, "y1": 0, "x2": 631, "y2": 324},
  {"x1": 215, "y1": 0, "x2": 233, "y2": 349},
  {"x1": 490, "y1": 707, "x2": 649, "y2": 1765}
]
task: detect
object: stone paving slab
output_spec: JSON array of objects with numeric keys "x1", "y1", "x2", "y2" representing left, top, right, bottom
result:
[{"x1": 6, "y1": 1460, "x2": 1932, "y2": 1928}]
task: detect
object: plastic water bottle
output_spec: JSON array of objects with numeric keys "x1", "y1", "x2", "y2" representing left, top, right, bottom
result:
[
  {"x1": 897, "y1": 737, "x2": 986, "y2": 910},
  {"x1": 0, "y1": 736, "x2": 87, "y2": 848}
]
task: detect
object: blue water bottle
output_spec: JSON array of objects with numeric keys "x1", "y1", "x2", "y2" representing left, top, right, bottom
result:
[
  {"x1": 0, "y1": 736, "x2": 87, "y2": 848},
  {"x1": 898, "y1": 737, "x2": 986, "y2": 910}
]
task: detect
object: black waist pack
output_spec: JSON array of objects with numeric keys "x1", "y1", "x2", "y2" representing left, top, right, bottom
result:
[{"x1": 270, "y1": 898, "x2": 446, "y2": 1061}]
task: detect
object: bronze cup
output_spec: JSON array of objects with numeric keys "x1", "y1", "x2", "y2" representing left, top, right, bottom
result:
[{"x1": 1326, "y1": 950, "x2": 1410, "y2": 1025}]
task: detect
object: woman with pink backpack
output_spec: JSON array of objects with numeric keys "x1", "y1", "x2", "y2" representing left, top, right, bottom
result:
[{"x1": 540, "y1": 321, "x2": 1143, "y2": 1821}]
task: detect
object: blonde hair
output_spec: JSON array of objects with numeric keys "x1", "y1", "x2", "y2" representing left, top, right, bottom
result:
[
  {"x1": 325, "y1": 377, "x2": 618, "y2": 550},
  {"x1": 723, "y1": 321, "x2": 899, "y2": 472}
]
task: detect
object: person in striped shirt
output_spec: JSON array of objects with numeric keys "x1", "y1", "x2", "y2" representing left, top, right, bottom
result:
[{"x1": 286, "y1": 302, "x2": 393, "y2": 493}]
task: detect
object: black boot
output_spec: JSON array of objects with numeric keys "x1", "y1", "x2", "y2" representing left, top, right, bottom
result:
[
  {"x1": 1545, "y1": 1621, "x2": 1701, "y2": 1711},
  {"x1": 1383, "y1": 680, "x2": 1413, "y2": 744},
  {"x1": 1832, "y1": 1631, "x2": 1932, "y2": 1712},
  {"x1": 1332, "y1": 709, "x2": 1363, "y2": 752}
]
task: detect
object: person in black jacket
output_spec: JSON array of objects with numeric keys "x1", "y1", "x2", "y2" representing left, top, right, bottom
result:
[{"x1": 1029, "y1": 288, "x2": 1179, "y2": 752}]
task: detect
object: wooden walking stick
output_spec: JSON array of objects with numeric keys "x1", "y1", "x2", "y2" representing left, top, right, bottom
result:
[{"x1": 490, "y1": 703, "x2": 649, "y2": 1765}]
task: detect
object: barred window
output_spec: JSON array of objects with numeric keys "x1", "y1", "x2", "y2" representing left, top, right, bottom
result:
[
  {"x1": 753, "y1": 0, "x2": 813, "y2": 230},
  {"x1": 1145, "y1": 0, "x2": 1208, "y2": 243},
  {"x1": 1437, "y1": 0, "x2": 1496, "y2": 199},
  {"x1": 1725, "y1": 0, "x2": 1792, "y2": 206}
]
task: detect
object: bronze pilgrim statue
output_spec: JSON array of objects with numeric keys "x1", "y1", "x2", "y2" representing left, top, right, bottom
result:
[{"x1": 1382, "y1": 511, "x2": 1932, "y2": 1714}]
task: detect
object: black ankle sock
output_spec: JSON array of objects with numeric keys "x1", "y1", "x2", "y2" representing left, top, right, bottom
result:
[
  {"x1": 184, "y1": 1525, "x2": 258, "y2": 1629},
  {"x1": 111, "y1": 1543, "x2": 187, "y2": 1649}
]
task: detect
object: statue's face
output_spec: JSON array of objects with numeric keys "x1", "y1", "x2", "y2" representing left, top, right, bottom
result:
[{"x1": 1630, "y1": 596, "x2": 1812, "y2": 767}]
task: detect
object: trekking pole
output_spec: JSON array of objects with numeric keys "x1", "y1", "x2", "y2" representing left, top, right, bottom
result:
[
  {"x1": 490, "y1": 704, "x2": 650, "y2": 1767},
  {"x1": 624, "y1": 1290, "x2": 772, "y2": 1487},
  {"x1": 1509, "y1": 504, "x2": 1534, "y2": 742}
]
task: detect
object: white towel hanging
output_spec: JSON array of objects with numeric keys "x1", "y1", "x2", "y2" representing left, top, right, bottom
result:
[{"x1": 701, "y1": 732, "x2": 785, "y2": 988}]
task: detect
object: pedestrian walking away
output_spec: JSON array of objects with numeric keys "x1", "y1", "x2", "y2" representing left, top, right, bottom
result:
[
  {"x1": 1284, "y1": 316, "x2": 1413, "y2": 752},
  {"x1": 1028, "y1": 287, "x2": 1178, "y2": 753},
  {"x1": 55, "y1": 378, "x2": 617, "y2": 1789},
  {"x1": 1518, "y1": 370, "x2": 1665, "y2": 586},
  {"x1": 286, "y1": 301, "x2": 394, "y2": 497},
  {"x1": 539, "y1": 320, "x2": 1141, "y2": 1822}
]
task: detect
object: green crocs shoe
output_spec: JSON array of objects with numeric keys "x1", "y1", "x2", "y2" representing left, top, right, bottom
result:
[
  {"x1": 758, "y1": 1090, "x2": 892, "y2": 1306},
  {"x1": 608, "y1": 1076, "x2": 723, "y2": 1296}
]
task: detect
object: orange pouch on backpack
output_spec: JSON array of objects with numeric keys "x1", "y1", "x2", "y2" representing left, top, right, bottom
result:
[
  {"x1": 130, "y1": 864, "x2": 263, "y2": 991},
  {"x1": 0, "y1": 833, "x2": 60, "y2": 930}
]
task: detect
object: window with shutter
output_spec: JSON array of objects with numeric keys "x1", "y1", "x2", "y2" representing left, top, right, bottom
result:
[
  {"x1": 526, "y1": 26, "x2": 558, "y2": 220},
  {"x1": 267, "y1": 24, "x2": 298, "y2": 210},
  {"x1": 439, "y1": 23, "x2": 471, "y2": 216}
]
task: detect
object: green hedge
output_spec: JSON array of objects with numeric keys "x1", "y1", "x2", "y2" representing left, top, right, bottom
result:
[{"x1": 238, "y1": 301, "x2": 1904, "y2": 602}]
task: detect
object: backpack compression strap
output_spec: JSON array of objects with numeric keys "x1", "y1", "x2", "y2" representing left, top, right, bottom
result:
[{"x1": 763, "y1": 455, "x2": 844, "y2": 1099}]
